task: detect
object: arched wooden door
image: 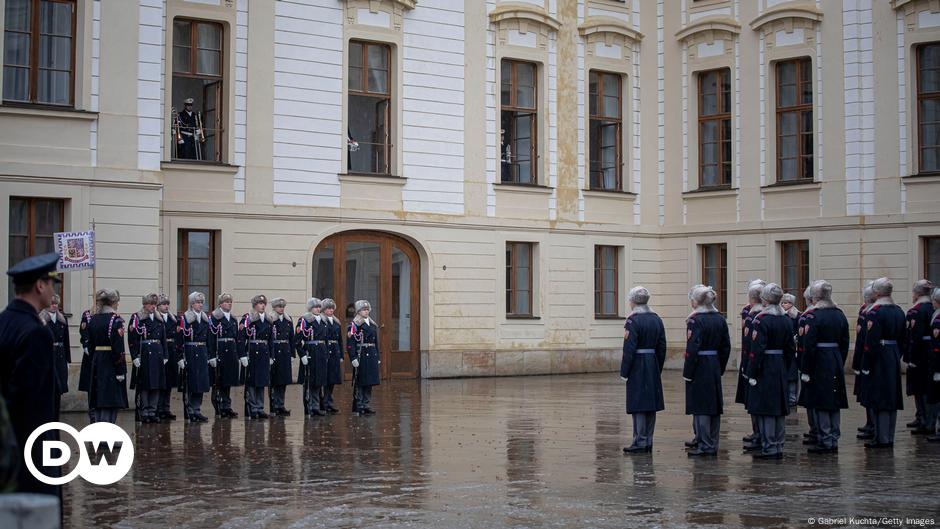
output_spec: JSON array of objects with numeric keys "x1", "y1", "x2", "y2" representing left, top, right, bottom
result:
[{"x1": 312, "y1": 231, "x2": 420, "y2": 379}]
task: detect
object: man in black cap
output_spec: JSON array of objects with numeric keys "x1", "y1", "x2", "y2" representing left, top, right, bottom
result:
[{"x1": 0, "y1": 252, "x2": 62, "y2": 497}]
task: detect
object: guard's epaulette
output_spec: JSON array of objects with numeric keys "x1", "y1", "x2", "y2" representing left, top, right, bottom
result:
[{"x1": 869, "y1": 305, "x2": 881, "y2": 312}]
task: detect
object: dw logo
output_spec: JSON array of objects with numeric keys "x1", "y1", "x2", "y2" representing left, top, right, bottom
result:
[{"x1": 24, "y1": 422, "x2": 134, "y2": 486}]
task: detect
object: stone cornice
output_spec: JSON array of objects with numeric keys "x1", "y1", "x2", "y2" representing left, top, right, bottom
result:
[
  {"x1": 578, "y1": 16, "x2": 643, "y2": 43},
  {"x1": 489, "y1": 2, "x2": 561, "y2": 32},
  {"x1": 750, "y1": 3, "x2": 823, "y2": 31},
  {"x1": 675, "y1": 16, "x2": 740, "y2": 42}
]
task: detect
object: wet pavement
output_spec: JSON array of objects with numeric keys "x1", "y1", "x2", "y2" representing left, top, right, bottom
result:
[{"x1": 61, "y1": 373, "x2": 940, "y2": 528}]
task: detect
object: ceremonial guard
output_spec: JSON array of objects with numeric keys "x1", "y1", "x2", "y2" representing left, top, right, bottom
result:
[
  {"x1": 156, "y1": 295, "x2": 179, "y2": 420},
  {"x1": 87, "y1": 288, "x2": 129, "y2": 424},
  {"x1": 620, "y1": 286, "x2": 666, "y2": 453},
  {"x1": 269, "y1": 298, "x2": 294, "y2": 416},
  {"x1": 78, "y1": 306, "x2": 95, "y2": 422},
  {"x1": 322, "y1": 298, "x2": 343, "y2": 413},
  {"x1": 797, "y1": 286, "x2": 819, "y2": 445},
  {"x1": 128, "y1": 293, "x2": 167, "y2": 423},
  {"x1": 241, "y1": 295, "x2": 273, "y2": 419},
  {"x1": 39, "y1": 294, "x2": 71, "y2": 407},
  {"x1": 745, "y1": 283, "x2": 794, "y2": 459},
  {"x1": 0, "y1": 253, "x2": 61, "y2": 497},
  {"x1": 296, "y1": 298, "x2": 327, "y2": 416},
  {"x1": 179, "y1": 292, "x2": 211, "y2": 422},
  {"x1": 683, "y1": 285, "x2": 731, "y2": 456},
  {"x1": 208, "y1": 293, "x2": 241, "y2": 418},
  {"x1": 348, "y1": 300, "x2": 380, "y2": 415},
  {"x1": 926, "y1": 288, "x2": 940, "y2": 442},
  {"x1": 175, "y1": 98, "x2": 200, "y2": 160},
  {"x1": 905, "y1": 279, "x2": 935, "y2": 434},
  {"x1": 860, "y1": 277, "x2": 908, "y2": 448},
  {"x1": 738, "y1": 279, "x2": 766, "y2": 449},
  {"x1": 800, "y1": 280, "x2": 850, "y2": 454},
  {"x1": 853, "y1": 282, "x2": 877, "y2": 438},
  {"x1": 781, "y1": 293, "x2": 801, "y2": 408}
]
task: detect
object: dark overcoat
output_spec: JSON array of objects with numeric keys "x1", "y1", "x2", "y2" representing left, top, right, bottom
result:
[
  {"x1": 682, "y1": 310, "x2": 731, "y2": 416},
  {"x1": 620, "y1": 310, "x2": 666, "y2": 413}
]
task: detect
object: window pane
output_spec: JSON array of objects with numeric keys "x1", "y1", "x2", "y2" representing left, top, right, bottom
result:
[
  {"x1": 603, "y1": 95, "x2": 619, "y2": 119},
  {"x1": 780, "y1": 111, "x2": 797, "y2": 136},
  {"x1": 368, "y1": 67, "x2": 388, "y2": 94},
  {"x1": 920, "y1": 45, "x2": 940, "y2": 92},
  {"x1": 196, "y1": 49, "x2": 220, "y2": 76},
  {"x1": 501, "y1": 60, "x2": 511, "y2": 106},
  {"x1": 4, "y1": 0, "x2": 30, "y2": 32},
  {"x1": 780, "y1": 158, "x2": 797, "y2": 181},
  {"x1": 187, "y1": 231, "x2": 211, "y2": 259},
  {"x1": 801, "y1": 59, "x2": 813, "y2": 103},
  {"x1": 2, "y1": 65, "x2": 29, "y2": 101},
  {"x1": 174, "y1": 20, "x2": 192, "y2": 47},
  {"x1": 701, "y1": 120, "x2": 718, "y2": 143},
  {"x1": 39, "y1": 34, "x2": 71, "y2": 69},
  {"x1": 702, "y1": 165, "x2": 717, "y2": 187},
  {"x1": 4, "y1": 32, "x2": 30, "y2": 66},
  {"x1": 348, "y1": 95, "x2": 390, "y2": 174},
  {"x1": 196, "y1": 23, "x2": 220, "y2": 50},
  {"x1": 188, "y1": 258, "x2": 210, "y2": 285},
  {"x1": 603, "y1": 292, "x2": 616, "y2": 315},
  {"x1": 720, "y1": 70, "x2": 731, "y2": 112},
  {"x1": 602, "y1": 75, "x2": 620, "y2": 117},
  {"x1": 173, "y1": 46, "x2": 191, "y2": 74},
  {"x1": 515, "y1": 62, "x2": 536, "y2": 108},
  {"x1": 515, "y1": 289, "x2": 530, "y2": 315},
  {"x1": 34, "y1": 199, "x2": 62, "y2": 235},
  {"x1": 37, "y1": 69, "x2": 69, "y2": 105},
  {"x1": 9, "y1": 198, "x2": 28, "y2": 235},
  {"x1": 780, "y1": 133, "x2": 797, "y2": 158},
  {"x1": 777, "y1": 62, "x2": 796, "y2": 107},
  {"x1": 589, "y1": 71, "x2": 598, "y2": 116},
  {"x1": 923, "y1": 147, "x2": 938, "y2": 172}
]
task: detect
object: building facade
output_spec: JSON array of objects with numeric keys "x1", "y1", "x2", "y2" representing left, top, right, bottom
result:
[{"x1": 2, "y1": 0, "x2": 940, "y2": 399}]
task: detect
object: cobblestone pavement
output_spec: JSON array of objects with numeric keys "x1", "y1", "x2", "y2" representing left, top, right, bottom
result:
[{"x1": 60, "y1": 373, "x2": 940, "y2": 528}]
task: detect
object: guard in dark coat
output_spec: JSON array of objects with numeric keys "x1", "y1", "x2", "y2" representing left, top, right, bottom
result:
[
  {"x1": 157, "y1": 295, "x2": 179, "y2": 420},
  {"x1": 241, "y1": 295, "x2": 273, "y2": 419},
  {"x1": 800, "y1": 280, "x2": 850, "y2": 453},
  {"x1": 620, "y1": 287, "x2": 666, "y2": 453},
  {"x1": 738, "y1": 280, "x2": 766, "y2": 447},
  {"x1": 348, "y1": 300, "x2": 380, "y2": 415},
  {"x1": 269, "y1": 298, "x2": 295, "y2": 416},
  {"x1": 905, "y1": 279, "x2": 935, "y2": 434},
  {"x1": 179, "y1": 292, "x2": 211, "y2": 422},
  {"x1": 781, "y1": 293, "x2": 801, "y2": 408},
  {"x1": 926, "y1": 289, "x2": 940, "y2": 442},
  {"x1": 0, "y1": 253, "x2": 61, "y2": 498},
  {"x1": 853, "y1": 283, "x2": 876, "y2": 438},
  {"x1": 796, "y1": 286, "x2": 820, "y2": 445},
  {"x1": 296, "y1": 297, "x2": 327, "y2": 416},
  {"x1": 87, "y1": 289, "x2": 129, "y2": 423},
  {"x1": 208, "y1": 293, "x2": 241, "y2": 418},
  {"x1": 321, "y1": 298, "x2": 344, "y2": 414},
  {"x1": 128, "y1": 293, "x2": 167, "y2": 423},
  {"x1": 683, "y1": 285, "x2": 731, "y2": 456},
  {"x1": 39, "y1": 294, "x2": 70, "y2": 402},
  {"x1": 78, "y1": 307, "x2": 95, "y2": 422},
  {"x1": 176, "y1": 98, "x2": 201, "y2": 160},
  {"x1": 745, "y1": 283, "x2": 794, "y2": 459},
  {"x1": 860, "y1": 277, "x2": 908, "y2": 448}
]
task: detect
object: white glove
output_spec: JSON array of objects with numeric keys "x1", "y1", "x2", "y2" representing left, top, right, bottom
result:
[
  {"x1": 83, "y1": 347, "x2": 89, "y2": 356},
  {"x1": 178, "y1": 359, "x2": 185, "y2": 369},
  {"x1": 801, "y1": 374, "x2": 810, "y2": 383},
  {"x1": 240, "y1": 356, "x2": 249, "y2": 367},
  {"x1": 351, "y1": 359, "x2": 360, "y2": 368},
  {"x1": 116, "y1": 375, "x2": 125, "y2": 382},
  {"x1": 620, "y1": 376, "x2": 628, "y2": 382},
  {"x1": 301, "y1": 356, "x2": 309, "y2": 365},
  {"x1": 683, "y1": 377, "x2": 692, "y2": 382},
  {"x1": 133, "y1": 358, "x2": 141, "y2": 368},
  {"x1": 748, "y1": 378, "x2": 757, "y2": 386},
  {"x1": 933, "y1": 372, "x2": 940, "y2": 382},
  {"x1": 861, "y1": 370, "x2": 870, "y2": 375},
  {"x1": 208, "y1": 358, "x2": 218, "y2": 368},
  {"x1": 163, "y1": 358, "x2": 168, "y2": 364},
  {"x1": 908, "y1": 362, "x2": 917, "y2": 369},
  {"x1": 269, "y1": 359, "x2": 274, "y2": 366},
  {"x1": 853, "y1": 370, "x2": 860, "y2": 375}
]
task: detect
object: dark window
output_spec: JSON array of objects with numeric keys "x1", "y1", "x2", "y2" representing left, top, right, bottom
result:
[
  {"x1": 501, "y1": 59, "x2": 538, "y2": 184},
  {"x1": 775, "y1": 58, "x2": 813, "y2": 182},
  {"x1": 348, "y1": 40, "x2": 391, "y2": 175},
  {"x1": 178, "y1": 230, "x2": 216, "y2": 309},
  {"x1": 925, "y1": 237, "x2": 940, "y2": 285},
  {"x1": 2, "y1": 0, "x2": 76, "y2": 106},
  {"x1": 594, "y1": 245, "x2": 619, "y2": 317},
  {"x1": 589, "y1": 70, "x2": 623, "y2": 191},
  {"x1": 780, "y1": 240, "x2": 810, "y2": 310},
  {"x1": 917, "y1": 43, "x2": 940, "y2": 173},
  {"x1": 8, "y1": 197, "x2": 64, "y2": 302},
  {"x1": 698, "y1": 68, "x2": 731, "y2": 187},
  {"x1": 506, "y1": 242, "x2": 533, "y2": 317},
  {"x1": 701, "y1": 244, "x2": 727, "y2": 314},
  {"x1": 171, "y1": 18, "x2": 224, "y2": 162}
]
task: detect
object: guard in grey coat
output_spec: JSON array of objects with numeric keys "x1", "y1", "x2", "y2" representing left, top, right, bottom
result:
[
  {"x1": 208, "y1": 293, "x2": 241, "y2": 418},
  {"x1": 296, "y1": 297, "x2": 326, "y2": 416},
  {"x1": 128, "y1": 293, "x2": 167, "y2": 423},
  {"x1": 905, "y1": 279, "x2": 935, "y2": 434},
  {"x1": 269, "y1": 298, "x2": 295, "y2": 417},
  {"x1": 738, "y1": 280, "x2": 766, "y2": 448},
  {"x1": 87, "y1": 289, "x2": 129, "y2": 423},
  {"x1": 240, "y1": 295, "x2": 273, "y2": 419},
  {"x1": 853, "y1": 283, "x2": 877, "y2": 438},
  {"x1": 179, "y1": 292, "x2": 211, "y2": 422},
  {"x1": 620, "y1": 287, "x2": 667, "y2": 453},
  {"x1": 321, "y1": 298, "x2": 344, "y2": 413}
]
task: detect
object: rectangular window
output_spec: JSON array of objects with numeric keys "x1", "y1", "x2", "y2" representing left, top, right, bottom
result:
[
  {"x1": 775, "y1": 58, "x2": 813, "y2": 182},
  {"x1": 2, "y1": 0, "x2": 76, "y2": 106},
  {"x1": 700, "y1": 244, "x2": 727, "y2": 314},
  {"x1": 348, "y1": 40, "x2": 391, "y2": 175},
  {"x1": 8, "y1": 197, "x2": 64, "y2": 302},
  {"x1": 698, "y1": 68, "x2": 731, "y2": 188},
  {"x1": 780, "y1": 240, "x2": 810, "y2": 310},
  {"x1": 925, "y1": 237, "x2": 940, "y2": 285},
  {"x1": 501, "y1": 59, "x2": 538, "y2": 184},
  {"x1": 177, "y1": 230, "x2": 216, "y2": 309},
  {"x1": 506, "y1": 242, "x2": 533, "y2": 317},
  {"x1": 171, "y1": 18, "x2": 224, "y2": 162},
  {"x1": 589, "y1": 71, "x2": 622, "y2": 191},
  {"x1": 594, "y1": 245, "x2": 619, "y2": 317},
  {"x1": 917, "y1": 43, "x2": 940, "y2": 173}
]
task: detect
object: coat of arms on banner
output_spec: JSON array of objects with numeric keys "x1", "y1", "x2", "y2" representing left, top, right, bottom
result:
[{"x1": 54, "y1": 231, "x2": 96, "y2": 271}]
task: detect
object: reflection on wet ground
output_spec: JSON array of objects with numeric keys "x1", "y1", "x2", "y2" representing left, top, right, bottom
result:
[{"x1": 61, "y1": 374, "x2": 940, "y2": 528}]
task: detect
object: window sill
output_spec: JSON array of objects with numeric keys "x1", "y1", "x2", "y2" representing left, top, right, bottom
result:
[
  {"x1": 761, "y1": 180, "x2": 821, "y2": 193},
  {"x1": 0, "y1": 105, "x2": 98, "y2": 121},
  {"x1": 495, "y1": 182, "x2": 554, "y2": 195},
  {"x1": 505, "y1": 315, "x2": 541, "y2": 320},
  {"x1": 594, "y1": 315, "x2": 624, "y2": 320},
  {"x1": 161, "y1": 161, "x2": 240, "y2": 174},
  {"x1": 682, "y1": 186, "x2": 738, "y2": 199},
  {"x1": 902, "y1": 173, "x2": 940, "y2": 184},
  {"x1": 339, "y1": 172, "x2": 406, "y2": 186},
  {"x1": 584, "y1": 188, "x2": 637, "y2": 198}
]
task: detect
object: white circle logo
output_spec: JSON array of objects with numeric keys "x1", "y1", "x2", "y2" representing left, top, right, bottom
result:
[{"x1": 24, "y1": 422, "x2": 134, "y2": 486}]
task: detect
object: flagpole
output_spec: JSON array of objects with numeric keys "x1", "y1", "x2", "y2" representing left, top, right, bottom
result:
[{"x1": 91, "y1": 218, "x2": 96, "y2": 310}]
